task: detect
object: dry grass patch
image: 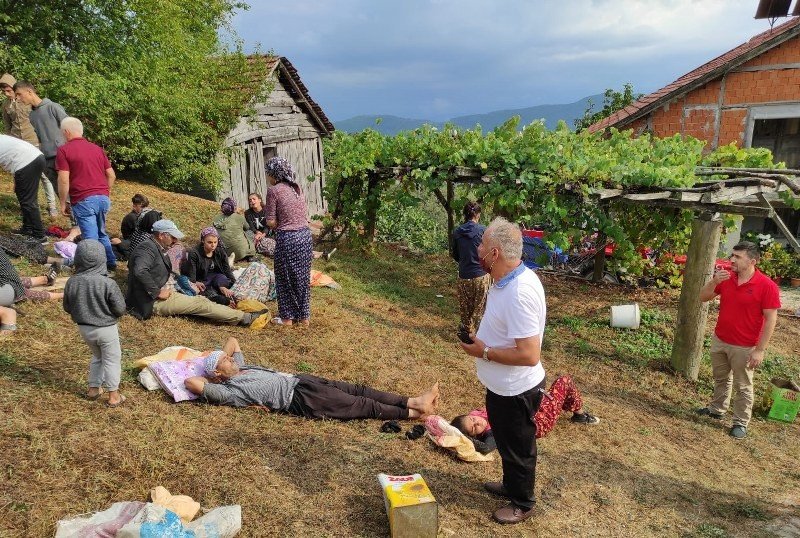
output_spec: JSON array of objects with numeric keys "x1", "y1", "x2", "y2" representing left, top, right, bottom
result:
[{"x1": 0, "y1": 177, "x2": 798, "y2": 537}]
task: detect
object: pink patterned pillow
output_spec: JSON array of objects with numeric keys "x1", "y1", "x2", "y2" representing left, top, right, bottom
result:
[{"x1": 147, "y1": 357, "x2": 207, "y2": 402}]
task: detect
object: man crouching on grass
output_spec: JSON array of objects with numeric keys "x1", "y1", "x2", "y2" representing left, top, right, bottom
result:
[{"x1": 185, "y1": 337, "x2": 439, "y2": 420}]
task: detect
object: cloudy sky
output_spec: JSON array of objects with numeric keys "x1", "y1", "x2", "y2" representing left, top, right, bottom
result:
[{"x1": 232, "y1": 1, "x2": 775, "y2": 121}]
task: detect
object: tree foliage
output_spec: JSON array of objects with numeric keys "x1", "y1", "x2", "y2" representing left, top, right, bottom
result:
[
  {"x1": 0, "y1": 0, "x2": 269, "y2": 193},
  {"x1": 574, "y1": 83, "x2": 642, "y2": 132},
  {"x1": 323, "y1": 119, "x2": 780, "y2": 278}
]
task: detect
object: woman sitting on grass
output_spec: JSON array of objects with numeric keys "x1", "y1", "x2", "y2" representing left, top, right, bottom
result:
[
  {"x1": 180, "y1": 227, "x2": 236, "y2": 306},
  {"x1": 0, "y1": 248, "x2": 62, "y2": 335},
  {"x1": 213, "y1": 197, "x2": 256, "y2": 262},
  {"x1": 451, "y1": 375, "x2": 599, "y2": 454}
]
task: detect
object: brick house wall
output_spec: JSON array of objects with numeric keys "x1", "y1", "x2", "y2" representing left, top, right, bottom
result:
[{"x1": 626, "y1": 36, "x2": 800, "y2": 152}]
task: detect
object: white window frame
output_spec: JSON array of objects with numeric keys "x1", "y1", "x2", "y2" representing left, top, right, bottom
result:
[{"x1": 744, "y1": 104, "x2": 800, "y2": 148}]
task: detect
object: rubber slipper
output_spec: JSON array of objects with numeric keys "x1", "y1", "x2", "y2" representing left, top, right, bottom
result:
[
  {"x1": 86, "y1": 388, "x2": 104, "y2": 401},
  {"x1": 106, "y1": 394, "x2": 126, "y2": 408}
]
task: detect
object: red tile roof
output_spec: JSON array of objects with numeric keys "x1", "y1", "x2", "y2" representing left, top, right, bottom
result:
[{"x1": 588, "y1": 18, "x2": 800, "y2": 133}]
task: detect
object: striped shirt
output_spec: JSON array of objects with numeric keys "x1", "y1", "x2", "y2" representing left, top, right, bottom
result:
[{"x1": 201, "y1": 352, "x2": 299, "y2": 410}]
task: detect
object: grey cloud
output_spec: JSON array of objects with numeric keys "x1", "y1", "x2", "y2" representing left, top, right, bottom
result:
[{"x1": 236, "y1": 1, "x2": 775, "y2": 120}]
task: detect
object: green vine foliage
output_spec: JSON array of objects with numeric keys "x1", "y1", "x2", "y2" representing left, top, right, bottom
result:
[{"x1": 323, "y1": 119, "x2": 781, "y2": 277}]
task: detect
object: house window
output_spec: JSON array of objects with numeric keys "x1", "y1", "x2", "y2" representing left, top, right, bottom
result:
[
  {"x1": 745, "y1": 108, "x2": 800, "y2": 240},
  {"x1": 751, "y1": 117, "x2": 800, "y2": 168}
]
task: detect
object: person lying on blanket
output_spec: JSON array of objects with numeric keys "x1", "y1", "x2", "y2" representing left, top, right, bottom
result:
[
  {"x1": 451, "y1": 375, "x2": 600, "y2": 454},
  {"x1": 185, "y1": 337, "x2": 439, "y2": 420}
]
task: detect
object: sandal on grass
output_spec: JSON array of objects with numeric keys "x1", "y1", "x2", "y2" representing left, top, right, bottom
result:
[
  {"x1": 46, "y1": 262, "x2": 61, "y2": 286},
  {"x1": 106, "y1": 394, "x2": 126, "y2": 408},
  {"x1": 86, "y1": 388, "x2": 104, "y2": 401}
]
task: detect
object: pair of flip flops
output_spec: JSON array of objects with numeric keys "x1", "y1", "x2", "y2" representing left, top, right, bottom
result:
[{"x1": 380, "y1": 421, "x2": 426, "y2": 440}]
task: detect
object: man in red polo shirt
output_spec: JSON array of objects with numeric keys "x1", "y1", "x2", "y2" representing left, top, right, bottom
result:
[
  {"x1": 55, "y1": 116, "x2": 117, "y2": 269},
  {"x1": 696, "y1": 241, "x2": 780, "y2": 439}
]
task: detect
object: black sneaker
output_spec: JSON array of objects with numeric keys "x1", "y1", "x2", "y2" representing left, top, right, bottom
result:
[
  {"x1": 730, "y1": 425, "x2": 747, "y2": 439},
  {"x1": 695, "y1": 407, "x2": 723, "y2": 420},
  {"x1": 571, "y1": 412, "x2": 600, "y2": 425},
  {"x1": 22, "y1": 234, "x2": 48, "y2": 245}
]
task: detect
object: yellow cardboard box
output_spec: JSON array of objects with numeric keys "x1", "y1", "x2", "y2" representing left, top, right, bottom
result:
[{"x1": 377, "y1": 473, "x2": 438, "y2": 538}]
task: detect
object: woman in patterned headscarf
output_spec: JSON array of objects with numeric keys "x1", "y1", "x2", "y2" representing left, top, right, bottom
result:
[
  {"x1": 180, "y1": 227, "x2": 237, "y2": 306},
  {"x1": 265, "y1": 156, "x2": 312, "y2": 326},
  {"x1": 212, "y1": 197, "x2": 256, "y2": 262}
]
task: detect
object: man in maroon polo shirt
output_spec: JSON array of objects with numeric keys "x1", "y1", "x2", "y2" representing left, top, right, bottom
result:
[
  {"x1": 55, "y1": 116, "x2": 117, "y2": 269},
  {"x1": 696, "y1": 241, "x2": 780, "y2": 439}
]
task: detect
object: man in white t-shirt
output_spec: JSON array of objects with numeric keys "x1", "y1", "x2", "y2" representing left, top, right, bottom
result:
[
  {"x1": 0, "y1": 134, "x2": 46, "y2": 242},
  {"x1": 460, "y1": 217, "x2": 547, "y2": 525}
]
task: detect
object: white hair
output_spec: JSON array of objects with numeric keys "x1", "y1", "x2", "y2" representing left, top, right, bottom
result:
[
  {"x1": 485, "y1": 217, "x2": 523, "y2": 261},
  {"x1": 60, "y1": 117, "x2": 83, "y2": 137}
]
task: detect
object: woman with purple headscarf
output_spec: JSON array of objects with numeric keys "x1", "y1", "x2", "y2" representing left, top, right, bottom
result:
[
  {"x1": 180, "y1": 227, "x2": 237, "y2": 306},
  {"x1": 264, "y1": 156, "x2": 312, "y2": 326},
  {"x1": 212, "y1": 197, "x2": 256, "y2": 262}
]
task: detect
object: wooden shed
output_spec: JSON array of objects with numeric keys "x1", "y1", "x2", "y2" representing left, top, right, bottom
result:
[{"x1": 218, "y1": 56, "x2": 335, "y2": 217}]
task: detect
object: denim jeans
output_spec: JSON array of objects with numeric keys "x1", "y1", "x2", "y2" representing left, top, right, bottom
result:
[{"x1": 71, "y1": 195, "x2": 116, "y2": 267}]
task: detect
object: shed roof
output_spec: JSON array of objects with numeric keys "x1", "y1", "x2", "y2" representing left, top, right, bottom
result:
[
  {"x1": 247, "y1": 55, "x2": 335, "y2": 135},
  {"x1": 588, "y1": 18, "x2": 800, "y2": 133}
]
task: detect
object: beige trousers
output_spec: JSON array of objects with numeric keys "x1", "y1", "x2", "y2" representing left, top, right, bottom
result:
[
  {"x1": 708, "y1": 335, "x2": 755, "y2": 427},
  {"x1": 153, "y1": 292, "x2": 244, "y2": 325}
]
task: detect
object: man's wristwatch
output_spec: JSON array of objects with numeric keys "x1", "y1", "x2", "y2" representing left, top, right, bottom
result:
[{"x1": 482, "y1": 346, "x2": 491, "y2": 362}]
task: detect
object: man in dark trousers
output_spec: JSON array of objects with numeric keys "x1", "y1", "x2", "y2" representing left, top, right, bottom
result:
[
  {"x1": 696, "y1": 241, "x2": 780, "y2": 439},
  {"x1": 13, "y1": 80, "x2": 67, "y2": 208},
  {"x1": 0, "y1": 134, "x2": 46, "y2": 242},
  {"x1": 460, "y1": 217, "x2": 547, "y2": 525}
]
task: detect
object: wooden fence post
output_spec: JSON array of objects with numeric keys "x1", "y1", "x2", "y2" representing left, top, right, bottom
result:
[
  {"x1": 363, "y1": 170, "x2": 381, "y2": 243},
  {"x1": 670, "y1": 213, "x2": 722, "y2": 380},
  {"x1": 446, "y1": 179, "x2": 455, "y2": 255},
  {"x1": 592, "y1": 232, "x2": 608, "y2": 283}
]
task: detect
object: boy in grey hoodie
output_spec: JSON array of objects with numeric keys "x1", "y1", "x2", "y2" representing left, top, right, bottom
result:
[{"x1": 63, "y1": 240, "x2": 127, "y2": 406}]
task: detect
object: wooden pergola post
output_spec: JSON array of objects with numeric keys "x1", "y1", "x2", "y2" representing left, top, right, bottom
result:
[{"x1": 670, "y1": 212, "x2": 722, "y2": 380}]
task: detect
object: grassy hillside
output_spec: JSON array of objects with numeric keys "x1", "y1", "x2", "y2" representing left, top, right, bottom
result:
[{"x1": 0, "y1": 177, "x2": 798, "y2": 537}]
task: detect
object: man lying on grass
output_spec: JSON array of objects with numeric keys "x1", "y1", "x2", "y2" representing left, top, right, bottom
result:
[{"x1": 185, "y1": 337, "x2": 439, "y2": 420}]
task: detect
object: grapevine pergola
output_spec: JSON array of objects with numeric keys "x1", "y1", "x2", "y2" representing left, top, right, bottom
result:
[{"x1": 374, "y1": 164, "x2": 800, "y2": 381}]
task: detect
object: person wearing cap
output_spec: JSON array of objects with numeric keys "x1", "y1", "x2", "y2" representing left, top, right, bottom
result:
[
  {"x1": 126, "y1": 219, "x2": 262, "y2": 326},
  {"x1": 184, "y1": 337, "x2": 440, "y2": 420},
  {"x1": 55, "y1": 116, "x2": 117, "y2": 269}
]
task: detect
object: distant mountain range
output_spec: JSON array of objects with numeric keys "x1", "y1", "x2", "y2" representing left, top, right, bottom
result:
[{"x1": 334, "y1": 93, "x2": 603, "y2": 134}]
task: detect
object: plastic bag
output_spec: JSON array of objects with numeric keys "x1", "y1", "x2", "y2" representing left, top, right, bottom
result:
[
  {"x1": 55, "y1": 501, "x2": 146, "y2": 537},
  {"x1": 138, "y1": 368, "x2": 161, "y2": 391},
  {"x1": 119, "y1": 504, "x2": 241, "y2": 538}
]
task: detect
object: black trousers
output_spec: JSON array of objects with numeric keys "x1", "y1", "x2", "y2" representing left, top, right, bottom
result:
[
  {"x1": 14, "y1": 155, "x2": 46, "y2": 237},
  {"x1": 43, "y1": 156, "x2": 58, "y2": 192},
  {"x1": 486, "y1": 378, "x2": 546, "y2": 510},
  {"x1": 288, "y1": 374, "x2": 409, "y2": 420}
]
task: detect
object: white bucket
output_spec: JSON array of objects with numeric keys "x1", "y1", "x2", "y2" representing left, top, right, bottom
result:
[{"x1": 610, "y1": 303, "x2": 640, "y2": 329}]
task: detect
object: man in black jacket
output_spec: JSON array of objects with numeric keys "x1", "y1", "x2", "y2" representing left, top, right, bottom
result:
[{"x1": 126, "y1": 219, "x2": 260, "y2": 325}]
